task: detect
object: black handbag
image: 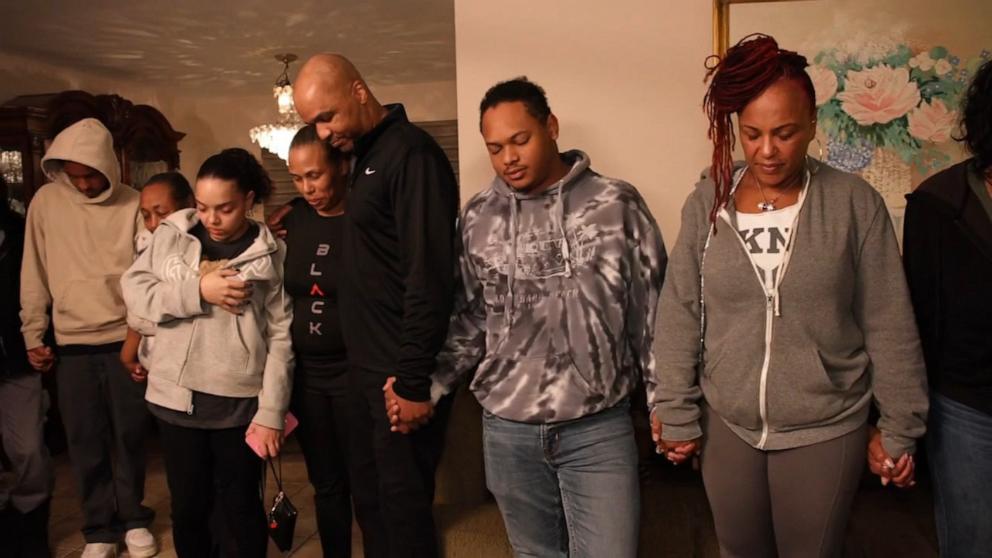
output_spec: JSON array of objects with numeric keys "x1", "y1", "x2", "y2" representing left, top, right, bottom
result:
[{"x1": 265, "y1": 456, "x2": 298, "y2": 552}]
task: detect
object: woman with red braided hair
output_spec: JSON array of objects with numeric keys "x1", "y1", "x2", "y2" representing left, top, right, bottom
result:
[{"x1": 646, "y1": 34, "x2": 929, "y2": 557}]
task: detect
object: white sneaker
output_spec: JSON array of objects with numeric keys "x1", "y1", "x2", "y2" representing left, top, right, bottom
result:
[
  {"x1": 81, "y1": 542, "x2": 118, "y2": 558},
  {"x1": 124, "y1": 527, "x2": 158, "y2": 557}
]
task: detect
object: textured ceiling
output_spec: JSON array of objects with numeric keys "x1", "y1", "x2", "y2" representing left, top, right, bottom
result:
[{"x1": 0, "y1": 0, "x2": 455, "y2": 93}]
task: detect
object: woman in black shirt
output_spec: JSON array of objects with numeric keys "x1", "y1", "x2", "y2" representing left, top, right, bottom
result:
[{"x1": 283, "y1": 125, "x2": 365, "y2": 557}]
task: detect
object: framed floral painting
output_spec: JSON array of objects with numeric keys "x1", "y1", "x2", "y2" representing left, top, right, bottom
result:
[{"x1": 720, "y1": 0, "x2": 991, "y2": 244}]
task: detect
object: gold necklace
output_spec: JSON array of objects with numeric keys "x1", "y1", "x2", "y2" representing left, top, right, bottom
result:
[{"x1": 752, "y1": 169, "x2": 800, "y2": 212}]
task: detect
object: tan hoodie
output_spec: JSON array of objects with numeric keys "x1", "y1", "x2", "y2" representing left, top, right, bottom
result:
[{"x1": 20, "y1": 118, "x2": 140, "y2": 348}]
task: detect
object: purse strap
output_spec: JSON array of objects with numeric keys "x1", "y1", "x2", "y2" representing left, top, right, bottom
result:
[{"x1": 267, "y1": 455, "x2": 284, "y2": 493}]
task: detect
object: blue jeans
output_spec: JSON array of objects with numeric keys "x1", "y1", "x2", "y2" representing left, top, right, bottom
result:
[
  {"x1": 928, "y1": 392, "x2": 992, "y2": 558},
  {"x1": 483, "y1": 401, "x2": 639, "y2": 558}
]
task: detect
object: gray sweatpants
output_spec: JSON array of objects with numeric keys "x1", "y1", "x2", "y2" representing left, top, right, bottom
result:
[
  {"x1": 700, "y1": 407, "x2": 866, "y2": 558},
  {"x1": 57, "y1": 350, "x2": 154, "y2": 543},
  {"x1": 0, "y1": 371, "x2": 53, "y2": 513}
]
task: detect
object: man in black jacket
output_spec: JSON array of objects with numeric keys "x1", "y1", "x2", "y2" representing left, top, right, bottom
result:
[
  {"x1": 903, "y1": 58, "x2": 992, "y2": 558},
  {"x1": 293, "y1": 53, "x2": 459, "y2": 558},
  {"x1": 0, "y1": 177, "x2": 53, "y2": 557}
]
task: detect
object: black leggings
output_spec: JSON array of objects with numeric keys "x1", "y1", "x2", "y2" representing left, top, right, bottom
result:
[
  {"x1": 158, "y1": 420, "x2": 267, "y2": 558},
  {"x1": 290, "y1": 375, "x2": 354, "y2": 558}
]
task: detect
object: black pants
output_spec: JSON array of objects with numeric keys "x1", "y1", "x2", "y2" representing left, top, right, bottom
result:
[
  {"x1": 57, "y1": 350, "x2": 153, "y2": 543},
  {"x1": 290, "y1": 370, "x2": 354, "y2": 558},
  {"x1": 158, "y1": 420, "x2": 267, "y2": 558},
  {"x1": 347, "y1": 368, "x2": 453, "y2": 558}
]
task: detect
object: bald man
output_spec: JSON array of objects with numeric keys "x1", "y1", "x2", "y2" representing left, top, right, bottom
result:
[{"x1": 294, "y1": 54, "x2": 458, "y2": 557}]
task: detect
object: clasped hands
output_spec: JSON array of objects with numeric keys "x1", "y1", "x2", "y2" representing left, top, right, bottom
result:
[
  {"x1": 383, "y1": 376, "x2": 434, "y2": 434},
  {"x1": 650, "y1": 415, "x2": 916, "y2": 488}
]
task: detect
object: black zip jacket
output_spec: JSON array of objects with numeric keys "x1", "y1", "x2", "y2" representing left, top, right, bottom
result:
[
  {"x1": 904, "y1": 158, "x2": 992, "y2": 416},
  {"x1": 1, "y1": 208, "x2": 29, "y2": 375},
  {"x1": 340, "y1": 104, "x2": 459, "y2": 401}
]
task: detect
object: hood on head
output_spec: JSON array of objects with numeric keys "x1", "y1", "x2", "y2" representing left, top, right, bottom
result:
[{"x1": 41, "y1": 118, "x2": 122, "y2": 204}]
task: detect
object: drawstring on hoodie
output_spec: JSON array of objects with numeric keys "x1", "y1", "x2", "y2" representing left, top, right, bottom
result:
[
  {"x1": 503, "y1": 151, "x2": 583, "y2": 334},
  {"x1": 507, "y1": 197, "x2": 519, "y2": 328},
  {"x1": 555, "y1": 185, "x2": 573, "y2": 278},
  {"x1": 710, "y1": 166, "x2": 810, "y2": 319}
]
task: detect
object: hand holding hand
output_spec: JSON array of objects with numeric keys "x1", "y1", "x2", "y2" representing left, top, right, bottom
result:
[
  {"x1": 124, "y1": 360, "x2": 148, "y2": 382},
  {"x1": 652, "y1": 412, "x2": 702, "y2": 465},
  {"x1": 27, "y1": 345, "x2": 55, "y2": 372},
  {"x1": 200, "y1": 268, "x2": 252, "y2": 314},
  {"x1": 867, "y1": 426, "x2": 916, "y2": 488},
  {"x1": 383, "y1": 376, "x2": 434, "y2": 434}
]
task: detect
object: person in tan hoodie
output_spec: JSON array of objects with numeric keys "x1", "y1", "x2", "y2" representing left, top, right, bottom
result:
[{"x1": 20, "y1": 118, "x2": 157, "y2": 558}]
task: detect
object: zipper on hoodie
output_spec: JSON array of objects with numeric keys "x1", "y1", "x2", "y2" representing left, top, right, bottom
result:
[
  {"x1": 721, "y1": 214, "x2": 777, "y2": 448},
  {"x1": 718, "y1": 169, "x2": 810, "y2": 449}
]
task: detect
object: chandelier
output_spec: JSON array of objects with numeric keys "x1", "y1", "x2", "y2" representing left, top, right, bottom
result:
[{"x1": 250, "y1": 53, "x2": 304, "y2": 162}]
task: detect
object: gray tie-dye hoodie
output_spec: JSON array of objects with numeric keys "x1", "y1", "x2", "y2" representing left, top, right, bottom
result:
[{"x1": 431, "y1": 150, "x2": 666, "y2": 423}]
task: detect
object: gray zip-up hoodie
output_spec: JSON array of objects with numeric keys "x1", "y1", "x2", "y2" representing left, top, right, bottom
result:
[
  {"x1": 120, "y1": 209, "x2": 294, "y2": 430},
  {"x1": 649, "y1": 163, "x2": 928, "y2": 458},
  {"x1": 432, "y1": 150, "x2": 666, "y2": 422}
]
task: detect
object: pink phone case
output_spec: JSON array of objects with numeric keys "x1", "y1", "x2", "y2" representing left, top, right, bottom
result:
[
  {"x1": 246, "y1": 413, "x2": 300, "y2": 457},
  {"x1": 284, "y1": 412, "x2": 299, "y2": 437}
]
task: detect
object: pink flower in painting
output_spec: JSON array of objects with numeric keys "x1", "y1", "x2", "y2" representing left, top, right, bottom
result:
[
  {"x1": 907, "y1": 99, "x2": 957, "y2": 143},
  {"x1": 806, "y1": 65, "x2": 838, "y2": 106},
  {"x1": 838, "y1": 65, "x2": 921, "y2": 125}
]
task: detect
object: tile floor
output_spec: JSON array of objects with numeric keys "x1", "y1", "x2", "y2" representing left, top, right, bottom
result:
[{"x1": 44, "y1": 436, "x2": 939, "y2": 557}]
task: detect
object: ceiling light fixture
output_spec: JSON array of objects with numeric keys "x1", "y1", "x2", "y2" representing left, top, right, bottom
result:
[{"x1": 249, "y1": 53, "x2": 304, "y2": 162}]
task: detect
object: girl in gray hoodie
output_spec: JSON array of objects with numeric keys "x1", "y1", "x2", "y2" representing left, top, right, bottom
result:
[
  {"x1": 650, "y1": 35, "x2": 928, "y2": 558},
  {"x1": 121, "y1": 148, "x2": 293, "y2": 558}
]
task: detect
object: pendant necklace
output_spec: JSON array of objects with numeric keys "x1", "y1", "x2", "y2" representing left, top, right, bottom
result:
[{"x1": 754, "y1": 172, "x2": 792, "y2": 212}]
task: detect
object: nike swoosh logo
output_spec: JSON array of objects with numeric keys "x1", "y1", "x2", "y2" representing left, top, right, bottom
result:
[{"x1": 364, "y1": 167, "x2": 376, "y2": 175}]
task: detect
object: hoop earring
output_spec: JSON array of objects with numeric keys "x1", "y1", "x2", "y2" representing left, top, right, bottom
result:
[
  {"x1": 811, "y1": 136, "x2": 825, "y2": 162},
  {"x1": 807, "y1": 137, "x2": 824, "y2": 175}
]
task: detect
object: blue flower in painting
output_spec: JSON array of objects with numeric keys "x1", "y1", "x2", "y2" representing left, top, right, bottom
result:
[
  {"x1": 949, "y1": 56, "x2": 960, "y2": 66},
  {"x1": 827, "y1": 138, "x2": 874, "y2": 172}
]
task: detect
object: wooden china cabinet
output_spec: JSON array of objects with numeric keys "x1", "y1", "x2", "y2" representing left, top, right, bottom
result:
[{"x1": 0, "y1": 90, "x2": 185, "y2": 209}]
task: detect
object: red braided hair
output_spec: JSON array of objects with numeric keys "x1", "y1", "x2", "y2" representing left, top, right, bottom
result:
[{"x1": 703, "y1": 34, "x2": 816, "y2": 225}]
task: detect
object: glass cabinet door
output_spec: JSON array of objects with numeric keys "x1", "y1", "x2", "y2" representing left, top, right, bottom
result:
[{"x1": 0, "y1": 147, "x2": 26, "y2": 214}]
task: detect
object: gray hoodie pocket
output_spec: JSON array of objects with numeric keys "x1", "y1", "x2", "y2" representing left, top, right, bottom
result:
[
  {"x1": 184, "y1": 311, "x2": 250, "y2": 375},
  {"x1": 230, "y1": 315, "x2": 253, "y2": 373},
  {"x1": 700, "y1": 346, "x2": 729, "y2": 378}
]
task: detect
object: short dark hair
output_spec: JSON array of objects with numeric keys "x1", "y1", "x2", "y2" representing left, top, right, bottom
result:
[
  {"x1": 196, "y1": 148, "x2": 273, "y2": 202},
  {"x1": 958, "y1": 58, "x2": 992, "y2": 174},
  {"x1": 143, "y1": 171, "x2": 193, "y2": 206},
  {"x1": 289, "y1": 125, "x2": 347, "y2": 167},
  {"x1": 479, "y1": 77, "x2": 552, "y2": 130}
]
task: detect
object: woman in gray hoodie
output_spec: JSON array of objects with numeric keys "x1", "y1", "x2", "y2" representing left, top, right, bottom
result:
[
  {"x1": 122, "y1": 148, "x2": 294, "y2": 558},
  {"x1": 649, "y1": 35, "x2": 928, "y2": 558}
]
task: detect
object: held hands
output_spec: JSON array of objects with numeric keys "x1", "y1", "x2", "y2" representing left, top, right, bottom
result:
[
  {"x1": 245, "y1": 422, "x2": 284, "y2": 459},
  {"x1": 200, "y1": 268, "x2": 252, "y2": 314},
  {"x1": 383, "y1": 376, "x2": 434, "y2": 434},
  {"x1": 867, "y1": 426, "x2": 916, "y2": 488},
  {"x1": 122, "y1": 360, "x2": 148, "y2": 382},
  {"x1": 651, "y1": 413, "x2": 702, "y2": 466},
  {"x1": 27, "y1": 345, "x2": 55, "y2": 372}
]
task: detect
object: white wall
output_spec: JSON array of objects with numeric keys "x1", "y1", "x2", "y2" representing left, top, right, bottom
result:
[{"x1": 453, "y1": 1, "x2": 714, "y2": 243}]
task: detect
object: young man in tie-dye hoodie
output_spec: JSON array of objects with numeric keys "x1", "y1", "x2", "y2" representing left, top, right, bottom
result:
[{"x1": 392, "y1": 78, "x2": 666, "y2": 557}]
